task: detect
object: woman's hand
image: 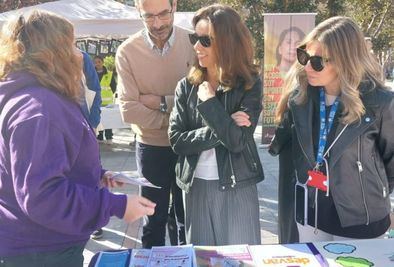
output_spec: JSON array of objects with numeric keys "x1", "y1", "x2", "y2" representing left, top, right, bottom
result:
[
  {"x1": 231, "y1": 111, "x2": 251, "y2": 127},
  {"x1": 101, "y1": 171, "x2": 124, "y2": 188},
  {"x1": 123, "y1": 195, "x2": 156, "y2": 223},
  {"x1": 197, "y1": 81, "x2": 216, "y2": 102}
]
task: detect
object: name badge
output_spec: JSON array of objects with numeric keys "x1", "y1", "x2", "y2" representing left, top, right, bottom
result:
[{"x1": 307, "y1": 170, "x2": 328, "y2": 192}]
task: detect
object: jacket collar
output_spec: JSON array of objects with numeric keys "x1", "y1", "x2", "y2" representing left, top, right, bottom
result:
[
  {"x1": 290, "y1": 81, "x2": 378, "y2": 168},
  {"x1": 329, "y1": 80, "x2": 378, "y2": 165},
  {"x1": 289, "y1": 86, "x2": 317, "y2": 168}
]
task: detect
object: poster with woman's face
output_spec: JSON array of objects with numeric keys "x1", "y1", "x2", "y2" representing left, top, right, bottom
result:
[
  {"x1": 261, "y1": 14, "x2": 315, "y2": 144},
  {"x1": 276, "y1": 28, "x2": 304, "y2": 74}
]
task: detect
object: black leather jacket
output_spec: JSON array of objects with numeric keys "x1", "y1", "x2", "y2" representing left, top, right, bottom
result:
[
  {"x1": 169, "y1": 77, "x2": 264, "y2": 193},
  {"x1": 270, "y1": 81, "x2": 394, "y2": 228}
]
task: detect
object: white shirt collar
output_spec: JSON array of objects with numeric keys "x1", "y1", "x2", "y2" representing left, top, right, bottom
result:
[{"x1": 142, "y1": 27, "x2": 176, "y2": 56}]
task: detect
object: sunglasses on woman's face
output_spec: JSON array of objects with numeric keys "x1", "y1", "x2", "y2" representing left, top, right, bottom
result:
[
  {"x1": 296, "y1": 48, "x2": 328, "y2": 72},
  {"x1": 188, "y1": 33, "x2": 212, "y2": 48}
]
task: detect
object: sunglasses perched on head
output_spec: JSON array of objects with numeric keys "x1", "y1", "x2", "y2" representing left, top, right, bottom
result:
[
  {"x1": 296, "y1": 47, "x2": 329, "y2": 72},
  {"x1": 188, "y1": 33, "x2": 212, "y2": 48}
]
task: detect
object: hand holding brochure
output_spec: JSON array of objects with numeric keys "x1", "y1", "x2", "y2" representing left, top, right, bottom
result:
[{"x1": 112, "y1": 172, "x2": 161, "y2": 189}]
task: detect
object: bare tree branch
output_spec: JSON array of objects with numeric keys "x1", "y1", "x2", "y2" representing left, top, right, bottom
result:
[
  {"x1": 366, "y1": 13, "x2": 378, "y2": 35},
  {"x1": 372, "y1": 1, "x2": 392, "y2": 38}
]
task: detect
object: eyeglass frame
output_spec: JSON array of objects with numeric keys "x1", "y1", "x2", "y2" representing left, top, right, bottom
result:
[
  {"x1": 139, "y1": 7, "x2": 174, "y2": 23},
  {"x1": 296, "y1": 46, "x2": 329, "y2": 72},
  {"x1": 188, "y1": 33, "x2": 212, "y2": 48}
]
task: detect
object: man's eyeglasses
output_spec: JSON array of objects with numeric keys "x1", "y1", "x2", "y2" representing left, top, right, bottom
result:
[
  {"x1": 188, "y1": 33, "x2": 212, "y2": 48},
  {"x1": 297, "y1": 47, "x2": 329, "y2": 72},
  {"x1": 140, "y1": 8, "x2": 173, "y2": 23}
]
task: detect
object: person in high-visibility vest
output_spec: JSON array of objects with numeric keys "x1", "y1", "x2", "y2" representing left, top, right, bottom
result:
[{"x1": 94, "y1": 55, "x2": 116, "y2": 145}]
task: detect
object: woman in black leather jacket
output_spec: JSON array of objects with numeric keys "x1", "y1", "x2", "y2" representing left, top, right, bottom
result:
[
  {"x1": 270, "y1": 16, "x2": 394, "y2": 242},
  {"x1": 168, "y1": 4, "x2": 264, "y2": 246}
]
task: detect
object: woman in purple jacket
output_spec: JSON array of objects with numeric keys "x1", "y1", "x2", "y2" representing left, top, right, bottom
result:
[{"x1": 0, "y1": 10, "x2": 155, "y2": 267}]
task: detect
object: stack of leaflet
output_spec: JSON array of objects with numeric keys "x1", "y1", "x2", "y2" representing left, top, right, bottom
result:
[
  {"x1": 93, "y1": 243, "x2": 328, "y2": 267},
  {"x1": 194, "y1": 243, "x2": 328, "y2": 267},
  {"x1": 94, "y1": 245, "x2": 195, "y2": 267}
]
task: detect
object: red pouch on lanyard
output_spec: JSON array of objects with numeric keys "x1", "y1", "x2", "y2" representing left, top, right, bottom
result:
[{"x1": 307, "y1": 170, "x2": 328, "y2": 192}]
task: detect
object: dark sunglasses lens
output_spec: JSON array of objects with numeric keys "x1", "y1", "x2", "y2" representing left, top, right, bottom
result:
[
  {"x1": 297, "y1": 48, "x2": 309, "y2": 66},
  {"x1": 310, "y1": 57, "x2": 324, "y2": 72},
  {"x1": 188, "y1": 34, "x2": 198, "y2": 45},
  {"x1": 199, "y1": 36, "x2": 211, "y2": 47},
  {"x1": 189, "y1": 34, "x2": 211, "y2": 47}
]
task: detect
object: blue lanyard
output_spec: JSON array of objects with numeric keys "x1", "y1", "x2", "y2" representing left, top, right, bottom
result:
[{"x1": 316, "y1": 88, "x2": 339, "y2": 167}]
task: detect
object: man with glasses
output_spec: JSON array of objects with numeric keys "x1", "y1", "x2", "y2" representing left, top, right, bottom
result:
[{"x1": 115, "y1": 0, "x2": 195, "y2": 248}]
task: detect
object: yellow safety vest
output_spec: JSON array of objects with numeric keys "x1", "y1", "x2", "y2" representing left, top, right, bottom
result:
[{"x1": 100, "y1": 71, "x2": 114, "y2": 106}]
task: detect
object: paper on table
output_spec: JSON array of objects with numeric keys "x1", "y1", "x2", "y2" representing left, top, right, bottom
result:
[
  {"x1": 112, "y1": 172, "x2": 161, "y2": 189},
  {"x1": 129, "y1": 249, "x2": 151, "y2": 267},
  {"x1": 194, "y1": 244, "x2": 255, "y2": 267},
  {"x1": 94, "y1": 250, "x2": 129, "y2": 267},
  {"x1": 250, "y1": 243, "x2": 328, "y2": 267},
  {"x1": 147, "y1": 245, "x2": 195, "y2": 267}
]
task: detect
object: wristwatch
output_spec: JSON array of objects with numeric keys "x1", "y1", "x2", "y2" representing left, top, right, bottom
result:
[{"x1": 160, "y1": 96, "x2": 167, "y2": 113}]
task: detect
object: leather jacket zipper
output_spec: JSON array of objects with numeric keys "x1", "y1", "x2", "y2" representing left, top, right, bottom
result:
[
  {"x1": 229, "y1": 154, "x2": 236, "y2": 188},
  {"x1": 246, "y1": 142, "x2": 258, "y2": 171},
  {"x1": 357, "y1": 137, "x2": 370, "y2": 225},
  {"x1": 225, "y1": 93, "x2": 236, "y2": 188},
  {"x1": 372, "y1": 155, "x2": 387, "y2": 198}
]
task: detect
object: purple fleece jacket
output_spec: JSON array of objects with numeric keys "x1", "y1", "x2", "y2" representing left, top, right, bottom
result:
[{"x1": 0, "y1": 72, "x2": 127, "y2": 256}]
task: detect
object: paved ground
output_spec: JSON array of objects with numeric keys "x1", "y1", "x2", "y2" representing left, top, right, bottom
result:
[{"x1": 83, "y1": 124, "x2": 394, "y2": 266}]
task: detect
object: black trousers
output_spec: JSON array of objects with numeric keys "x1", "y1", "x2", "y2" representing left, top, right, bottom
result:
[
  {"x1": 97, "y1": 129, "x2": 113, "y2": 140},
  {"x1": 136, "y1": 142, "x2": 185, "y2": 248},
  {"x1": 0, "y1": 244, "x2": 85, "y2": 267}
]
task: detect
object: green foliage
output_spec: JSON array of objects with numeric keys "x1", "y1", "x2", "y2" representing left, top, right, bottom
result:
[
  {"x1": 346, "y1": 0, "x2": 393, "y2": 64},
  {"x1": 103, "y1": 56, "x2": 115, "y2": 72},
  {"x1": 317, "y1": 0, "x2": 347, "y2": 22},
  {"x1": 264, "y1": 0, "x2": 316, "y2": 13},
  {"x1": 177, "y1": 0, "x2": 217, "y2": 12}
]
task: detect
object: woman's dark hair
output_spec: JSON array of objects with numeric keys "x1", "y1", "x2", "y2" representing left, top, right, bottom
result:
[
  {"x1": 94, "y1": 55, "x2": 104, "y2": 62},
  {"x1": 188, "y1": 4, "x2": 259, "y2": 90}
]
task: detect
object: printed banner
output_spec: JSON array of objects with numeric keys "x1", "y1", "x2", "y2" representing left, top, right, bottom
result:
[{"x1": 262, "y1": 14, "x2": 315, "y2": 144}]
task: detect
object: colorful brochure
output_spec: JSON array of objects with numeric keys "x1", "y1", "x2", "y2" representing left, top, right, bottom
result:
[
  {"x1": 249, "y1": 243, "x2": 328, "y2": 267},
  {"x1": 94, "y1": 250, "x2": 130, "y2": 267},
  {"x1": 129, "y1": 249, "x2": 151, "y2": 267},
  {"x1": 146, "y1": 245, "x2": 195, "y2": 267},
  {"x1": 194, "y1": 244, "x2": 255, "y2": 266}
]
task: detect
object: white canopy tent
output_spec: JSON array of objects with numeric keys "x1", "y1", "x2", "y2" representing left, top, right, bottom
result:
[{"x1": 0, "y1": 0, "x2": 194, "y2": 38}]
